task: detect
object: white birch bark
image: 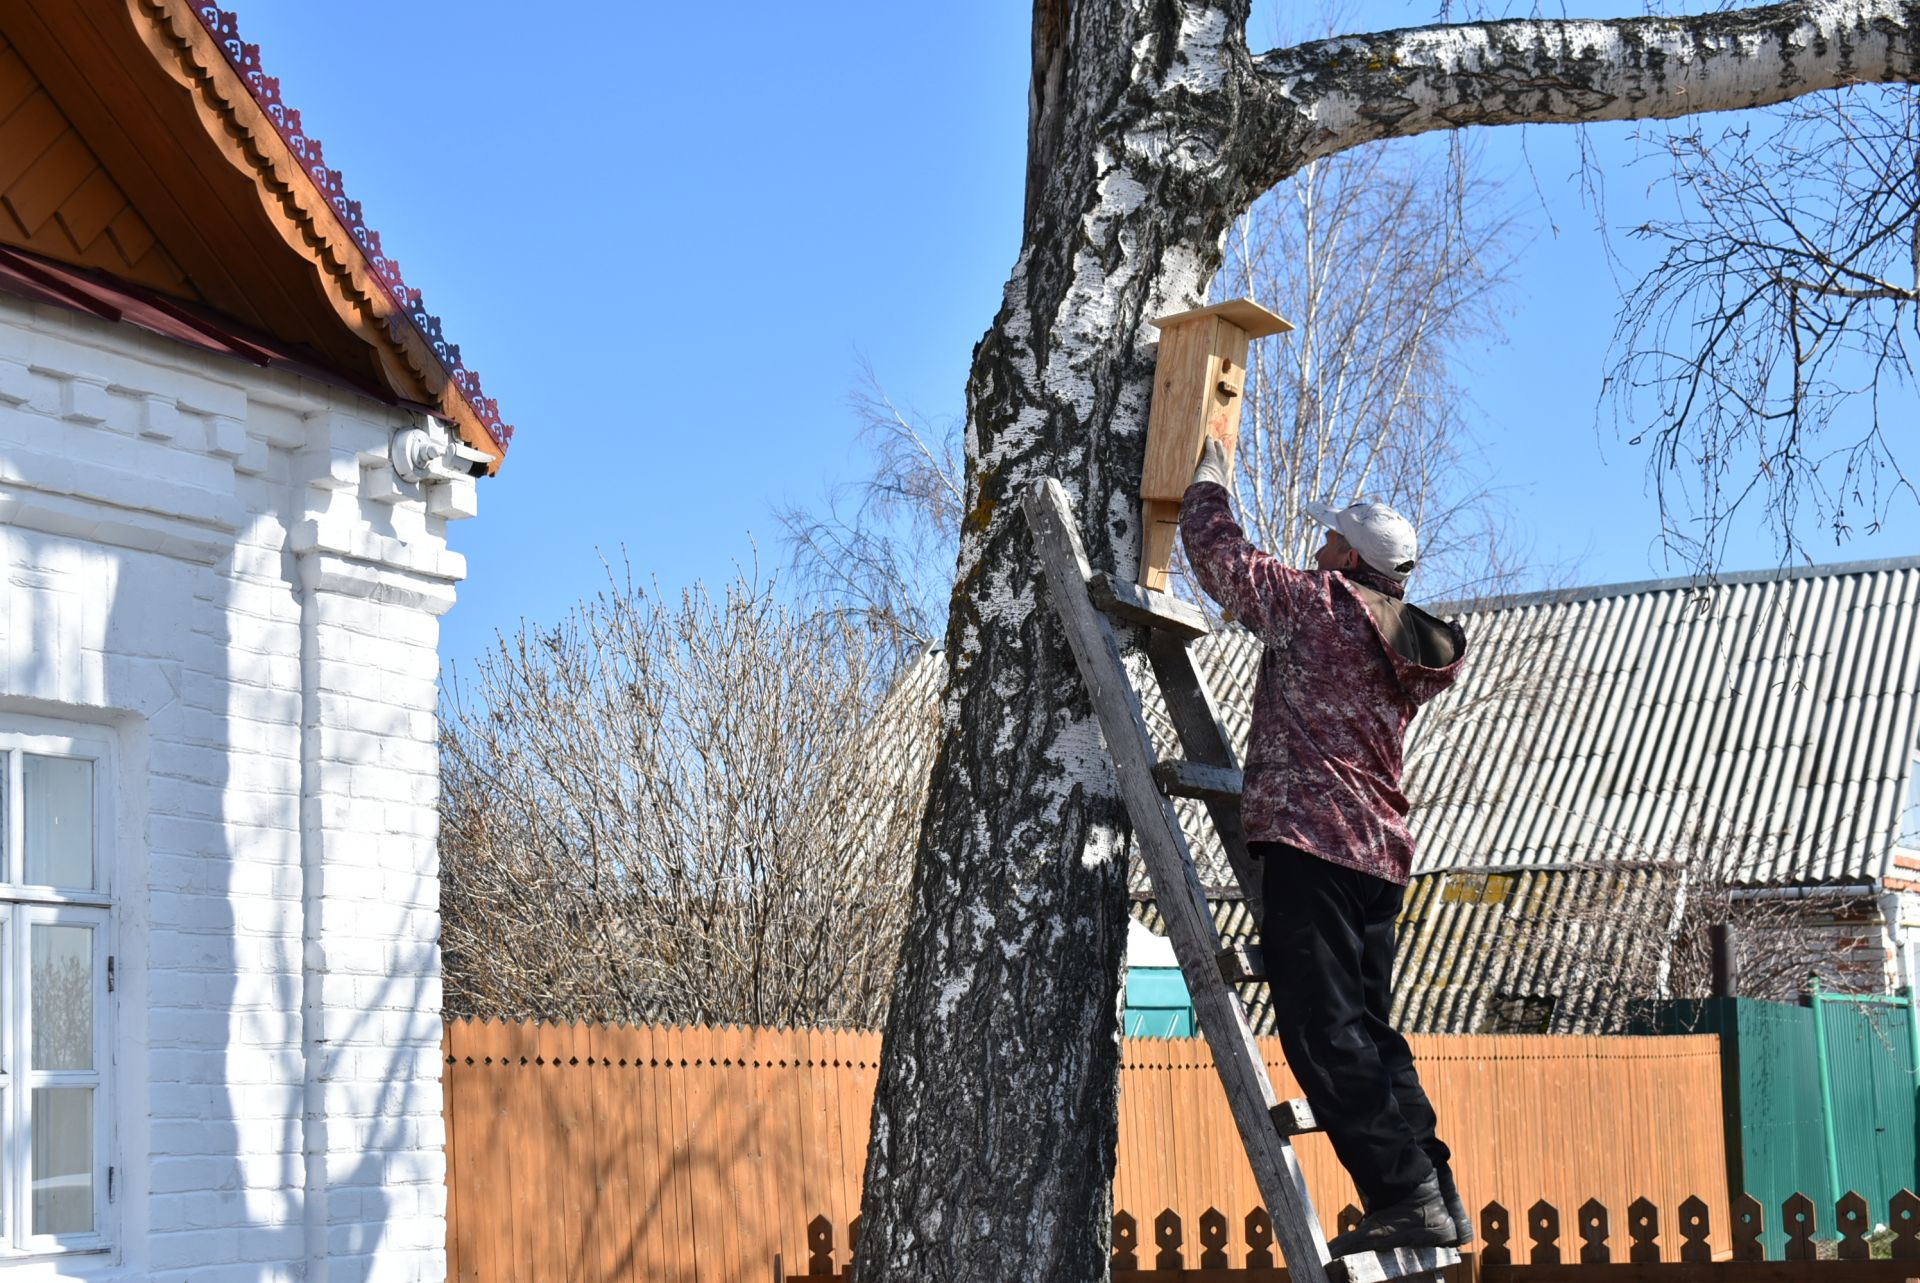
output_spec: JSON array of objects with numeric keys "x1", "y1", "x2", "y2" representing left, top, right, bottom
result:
[{"x1": 855, "y1": 2, "x2": 1920, "y2": 1279}]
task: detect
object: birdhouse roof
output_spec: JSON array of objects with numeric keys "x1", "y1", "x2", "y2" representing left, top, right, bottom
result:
[{"x1": 1151, "y1": 298, "x2": 1293, "y2": 338}]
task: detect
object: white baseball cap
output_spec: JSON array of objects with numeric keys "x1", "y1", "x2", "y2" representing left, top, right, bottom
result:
[{"x1": 1304, "y1": 499, "x2": 1419, "y2": 582}]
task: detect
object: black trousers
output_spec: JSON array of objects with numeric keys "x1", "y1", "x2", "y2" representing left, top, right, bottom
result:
[{"x1": 1255, "y1": 841, "x2": 1450, "y2": 1208}]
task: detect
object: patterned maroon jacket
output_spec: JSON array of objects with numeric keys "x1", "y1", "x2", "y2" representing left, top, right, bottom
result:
[{"x1": 1178, "y1": 481, "x2": 1468, "y2": 885}]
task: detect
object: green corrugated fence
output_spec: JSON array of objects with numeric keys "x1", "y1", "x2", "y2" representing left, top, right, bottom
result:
[
  {"x1": 1124, "y1": 965, "x2": 1195, "y2": 1037},
  {"x1": 1650, "y1": 991, "x2": 1920, "y2": 1254},
  {"x1": 1813, "y1": 987, "x2": 1918, "y2": 1222}
]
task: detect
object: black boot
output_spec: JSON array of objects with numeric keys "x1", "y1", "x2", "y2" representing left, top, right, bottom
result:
[
  {"x1": 1327, "y1": 1172, "x2": 1454, "y2": 1257},
  {"x1": 1436, "y1": 1165, "x2": 1473, "y2": 1246}
]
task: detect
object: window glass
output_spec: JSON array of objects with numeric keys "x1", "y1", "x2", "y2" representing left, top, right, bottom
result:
[
  {"x1": 28, "y1": 1088, "x2": 90, "y2": 1236},
  {"x1": 1902, "y1": 761, "x2": 1920, "y2": 848},
  {"x1": 0, "y1": 730, "x2": 111, "y2": 1254},
  {"x1": 22, "y1": 758, "x2": 91, "y2": 890},
  {"x1": 30, "y1": 926, "x2": 91, "y2": 1073}
]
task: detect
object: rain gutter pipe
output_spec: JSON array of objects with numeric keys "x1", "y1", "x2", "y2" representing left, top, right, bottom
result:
[{"x1": 1726, "y1": 883, "x2": 1877, "y2": 902}]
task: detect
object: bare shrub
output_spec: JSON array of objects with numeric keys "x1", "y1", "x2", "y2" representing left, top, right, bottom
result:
[{"x1": 438, "y1": 566, "x2": 933, "y2": 1028}]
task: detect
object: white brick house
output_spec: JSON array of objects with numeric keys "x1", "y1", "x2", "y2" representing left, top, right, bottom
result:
[{"x1": 0, "y1": 2, "x2": 507, "y2": 1277}]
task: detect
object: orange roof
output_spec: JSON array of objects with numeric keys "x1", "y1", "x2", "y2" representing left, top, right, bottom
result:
[{"x1": 0, "y1": 1, "x2": 511, "y2": 468}]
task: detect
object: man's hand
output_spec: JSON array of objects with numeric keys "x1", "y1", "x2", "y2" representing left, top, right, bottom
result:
[{"x1": 1191, "y1": 436, "x2": 1230, "y2": 491}]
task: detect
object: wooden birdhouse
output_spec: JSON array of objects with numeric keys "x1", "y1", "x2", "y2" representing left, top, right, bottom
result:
[{"x1": 1137, "y1": 299, "x2": 1292, "y2": 591}]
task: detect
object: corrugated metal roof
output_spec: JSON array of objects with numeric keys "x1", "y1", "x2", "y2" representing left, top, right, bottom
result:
[
  {"x1": 896, "y1": 558, "x2": 1920, "y2": 885},
  {"x1": 1133, "y1": 865, "x2": 1693, "y2": 1035},
  {"x1": 1158, "y1": 559, "x2": 1920, "y2": 886},
  {"x1": 894, "y1": 559, "x2": 1920, "y2": 1027},
  {"x1": 1408, "y1": 561, "x2": 1920, "y2": 884}
]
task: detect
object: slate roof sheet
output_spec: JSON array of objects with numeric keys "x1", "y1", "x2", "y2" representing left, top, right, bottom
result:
[
  {"x1": 1131, "y1": 864, "x2": 1689, "y2": 1035},
  {"x1": 1146, "y1": 558, "x2": 1920, "y2": 888},
  {"x1": 1416, "y1": 559, "x2": 1920, "y2": 884},
  {"x1": 886, "y1": 559, "x2": 1920, "y2": 1033}
]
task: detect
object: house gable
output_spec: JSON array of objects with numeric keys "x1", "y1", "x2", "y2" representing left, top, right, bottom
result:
[
  {"x1": 0, "y1": 29, "x2": 189, "y2": 296},
  {"x1": 0, "y1": 0, "x2": 509, "y2": 464}
]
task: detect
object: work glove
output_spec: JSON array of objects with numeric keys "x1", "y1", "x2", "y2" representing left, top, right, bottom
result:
[{"x1": 1190, "y1": 436, "x2": 1230, "y2": 491}]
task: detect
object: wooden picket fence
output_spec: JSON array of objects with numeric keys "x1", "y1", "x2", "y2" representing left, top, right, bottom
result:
[
  {"x1": 443, "y1": 1022, "x2": 1732, "y2": 1282},
  {"x1": 785, "y1": 1191, "x2": 1920, "y2": 1281}
]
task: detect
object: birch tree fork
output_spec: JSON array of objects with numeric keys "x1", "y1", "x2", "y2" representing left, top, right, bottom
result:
[{"x1": 855, "y1": 2, "x2": 1920, "y2": 1279}]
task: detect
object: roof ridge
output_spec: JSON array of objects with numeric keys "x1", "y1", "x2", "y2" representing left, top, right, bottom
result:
[
  {"x1": 1427, "y1": 552, "x2": 1920, "y2": 616},
  {"x1": 189, "y1": 4, "x2": 510, "y2": 453}
]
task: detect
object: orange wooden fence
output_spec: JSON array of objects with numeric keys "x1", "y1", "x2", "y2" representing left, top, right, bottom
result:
[{"x1": 443, "y1": 1022, "x2": 1730, "y2": 1283}]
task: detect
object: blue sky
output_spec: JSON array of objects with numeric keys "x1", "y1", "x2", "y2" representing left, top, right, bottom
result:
[{"x1": 235, "y1": 1, "x2": 1920, "y2": 669}]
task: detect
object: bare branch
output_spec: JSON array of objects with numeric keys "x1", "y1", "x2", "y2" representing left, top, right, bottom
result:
[
  {"x1": 1608, "y1": 85, "x2": 1920, "y2": 569},
  {"x1": 776, "y1": 361, "x2": 963, "y2": 676}
]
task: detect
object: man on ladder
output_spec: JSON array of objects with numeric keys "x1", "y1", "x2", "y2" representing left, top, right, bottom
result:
[{"x1": 1179, "y1": 439, "x2": 1472, "y2": 1259}]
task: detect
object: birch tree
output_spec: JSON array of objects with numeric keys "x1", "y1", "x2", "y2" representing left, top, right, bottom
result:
[{"x1": 858, "y1": 4, "x2": 1920, "y2": 1279}]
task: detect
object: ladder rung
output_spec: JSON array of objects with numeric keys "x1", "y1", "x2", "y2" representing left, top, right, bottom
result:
[
  {"x1": 1329, "y1": 1244, "x2": 1462, "y2": 1283},
  {"x1": 1269, "y1": 1098, "x2": 1322, "y2": 1137},
  {"x1": 1088, "y1": 572, "x2": 1210, "y2": 640},
  {"x1": 1153, "y1": 759, "x2": 1243, "y2": 801},
  {"x1": 1217, "y1": 943, "x2": 1267, "y2": 984}
]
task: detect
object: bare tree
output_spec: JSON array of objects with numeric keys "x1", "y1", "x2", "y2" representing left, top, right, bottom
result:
[
  {"x1": 1612, "y1": 84, "x2": 1920, "y2": 571},
  {"x1": 438, "y1": 566, "x2": 935, "y2": 1028},
  {"x1": 777, "y1": 363, "x2": 964, "y2": 677},
  {"x1": 1212, "y1": 137, "x2": 1519, "y2": 604},
  {"x1": 854, "y1": 2, "x2": 1920, "y2": 1278}
]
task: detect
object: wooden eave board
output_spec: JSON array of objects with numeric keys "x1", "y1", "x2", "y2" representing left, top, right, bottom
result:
[
  {"x1": 1152, "y1": 298, "x2": 1294, "y2": 338},
  {"x1": 4, "y1": 1, "x2": 395, "y2": 397},
  {"x1": 0, "y1": 31, "x2": 190, "y2": 297}
]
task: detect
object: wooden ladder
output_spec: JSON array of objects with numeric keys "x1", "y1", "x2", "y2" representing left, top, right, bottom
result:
[{"x1": 1023, "y1": 478, "x2": 1459, "y2": 1283}]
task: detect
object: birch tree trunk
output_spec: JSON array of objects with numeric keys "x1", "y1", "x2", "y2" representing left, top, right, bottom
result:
[{"x1": 856, "y1": 2, "x2": 1920, "y2": 1279}]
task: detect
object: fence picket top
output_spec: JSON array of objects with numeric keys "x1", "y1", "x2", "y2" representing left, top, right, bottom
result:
[
  {"x1": 1577, "y1": 1197, "x2": 1609, "y2": 1265},
  {"x1": 1481, "y1": 1201, "x2": 1512, "y2": 1267},
  {"x1": 1114, "y1": 1211, "x2": 1140, "y2": 1270},
  {"x1": 1837, "y1": 1190, "x2": 1870, "y2": 1260},
  {"x1": 806, "y1": 1214, "x2": 835, "y2": 1274},
  {"x1": 710, "y1": 1022, "x2": 755, "y2": 1068},
  {"x1": 1891, "y1": 1189, "x2": 1920, "y2": 1259},
  {"x1": 1528, "y1": 1198, "x2": 1562, "y2": 1266},
  {"x1": 1154, "y1": 1206, "x2": 1184, "y2": 1273},
  {"x1": 1244, "y1": 1207, "x2": 1274, "y2": 1270},
  {"x1": 1732, "y1": 1193, "x2": 1764, "y2": 1262},
  {"x1": 1677, "y1": 1194, "x2": 1712, "y2": 1263},
  {"x1": 1627, "y1": 1196, "x2": 1659, "y2": 1264},
  {"x1": 1198, "y1": 1207, "x2": 1229, "y2": 1269},
  {"x1": 1783, "y1": 1192, "x2": 1818, "y2": 1261}
]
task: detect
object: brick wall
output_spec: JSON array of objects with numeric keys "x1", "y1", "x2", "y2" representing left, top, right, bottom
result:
[{"x1": 0, "y1": 292, "x2": 471, "y2": 1280}]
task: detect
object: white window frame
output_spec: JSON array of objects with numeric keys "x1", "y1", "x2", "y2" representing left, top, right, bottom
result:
[{"x1": 0, "y1": 723, "x2": 114, "y2": 1261}]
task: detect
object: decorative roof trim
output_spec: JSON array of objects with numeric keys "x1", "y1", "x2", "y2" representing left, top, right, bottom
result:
[{"x1": 186, "y1": 3, "x2": 511, "y2": 456}]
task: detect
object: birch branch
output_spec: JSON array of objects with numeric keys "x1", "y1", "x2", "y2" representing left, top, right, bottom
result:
[{"x1": 1250, "y1": 0, "x2": 1920, "y2": 176}]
